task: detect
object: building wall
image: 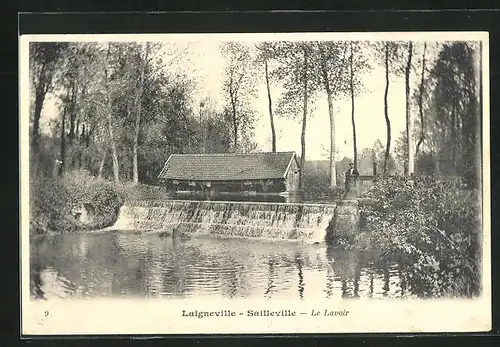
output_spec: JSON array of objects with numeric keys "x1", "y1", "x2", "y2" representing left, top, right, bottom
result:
[
  {"x1": 164, "y1": 179, "x2": 287, "y2": 193},
  {"x1": 285, "y1": 159, "x2": 300, "y2": 192}
]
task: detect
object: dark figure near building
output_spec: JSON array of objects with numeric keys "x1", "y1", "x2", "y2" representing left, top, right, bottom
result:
[{"x1": 344, "y1": 163, "x2": 359, "y2": 192}]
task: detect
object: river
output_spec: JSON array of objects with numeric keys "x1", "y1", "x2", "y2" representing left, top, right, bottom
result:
[{"x1": 30, "y1": 231, "x2": 411, "y2": 300}]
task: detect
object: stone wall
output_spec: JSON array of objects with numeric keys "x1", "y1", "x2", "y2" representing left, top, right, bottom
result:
[{"x1": 326, "y1": 199, "x2": 360, "y2": 246}]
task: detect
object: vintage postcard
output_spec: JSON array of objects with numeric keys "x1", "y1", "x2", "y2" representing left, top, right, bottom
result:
[{"x1": 20, "y1": 31, "x2": 491, "y2": 335}]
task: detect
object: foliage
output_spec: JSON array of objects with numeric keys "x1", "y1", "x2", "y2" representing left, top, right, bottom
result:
[
  {"x1": 301, "y1": 160, "x2": 349, "y2": 201},
  {"x1": 30, "y1": 170, "x2": 125, "y2": 234},
  {"x1": 29, "y1": 42, "x2": 68, "y2": 153},
  {"x1": 312, "y1": 41, "x2": 348, "y2": 187},
  {"x1": 372, "y1": 140, "x2": 397, "y2": 175},
  {"x1": 30, "y1": 174, "x2": 69, "y2": 235},
  {"x1": 393, "y1": 131, "x2": 408, "y2": 174},
  {"x1": 407, "y1": 41, "x2": 480, "y2": 188},
  {"x1": 255, "y1": 42, "x2": 278, "y2": 153},
  {"x1": 426, "y1": 42, "x2": 481, "y2": 187},
  {"x1": 359, "y1": 176, "x2": 481, "y2": 298},
  {"x1": 122, "y1": 182, "x2": 171, "y2": 201},
  {"x1": 372, "y1": 41, "x2": 410, "y2": 175},
  {"x1": 220, "y1": 42, "x2": 258, "y2": 151},
  {"x1": 271, "y1": 41, "x2": 321, "y2": 188},
  {"x1": 272, "y1": 41, "x2": 320, "y2": 120}
]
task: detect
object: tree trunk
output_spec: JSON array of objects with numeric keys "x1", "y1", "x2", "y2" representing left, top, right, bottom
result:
[
  {"x1": 415, "y1": 43, "x2": 427, "y2": 158},
  {"x1": 105, "y1": 44, "x2": 120, "y2": 183},
  {"x1": 383, "y1": 43, "x2": 392, "y2": 175},
  {"x1": 68, "y1": 82, "x2": 77, "y2": 145},
  {"x1": 76, "y1": 118, "x2": 80, "y2": 143},
  {"x1": 79, "y1": 124, "x2": 85, "y2": 169},
  {"x1": 31, "y1": 89, "x2": 46, "y2": 155},
  {"x1": 59, "y1": 103, "x2": 68, "y2": 175},
  {"x1": 264, "y1": 59, "x2": 276, "y2": 153},
  {"x1": 325, "y1": 83, "x2": 336, "y2": 188},
  {"x1": 299, "y1": 47, "x2": 309, "y2": 190},
  {"x1": 405, "y1": 42, "x2": 414, "y2": 176},
  {"x1": 31, "y1": 63, "x2": 50, "y2": 155},
  {"x1": 85, "y1": 127, "x2": 92, "y2": 148},
  {"x1": 318, "y1": 44, "x2": 337, "y2": 188},
  {"x1": 98, "y1": 148, "x2": 107, "y2": 179},
  {"x1": 66, "y1": 81, "x2": 79, "y2": 169},
  {"x1": 132, "y1": 43, "x2": 148, "y2": 184},
  {"x1": 350, "y1": 42, "x2": 358, "y2": 171},
  {"x1": 107, "y1": 106, "x2": 120, "y2": 183},
  {"x1": 232, "y1": 99, "x2": 238, "y2": 150}
]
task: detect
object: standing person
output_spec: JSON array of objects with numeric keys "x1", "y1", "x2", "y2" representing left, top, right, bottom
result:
[
  {"x1": 345, "y1": 163, "x2": 354, "y2": 191},
  {"x1": 345, "y1": 163, "x2": 359, "y2": 194},
  {"x1": 53, "y1": 158, "x2": 63, "y2": 178}
]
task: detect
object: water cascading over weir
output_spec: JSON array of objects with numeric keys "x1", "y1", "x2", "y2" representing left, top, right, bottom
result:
[{"x1": 111, "y1": 200, "x2": 360, "y2": 244}]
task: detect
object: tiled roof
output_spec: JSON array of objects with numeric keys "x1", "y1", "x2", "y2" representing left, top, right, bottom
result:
[{"x1": 158, "y1": 152, "x2": 298, "y2": 181}]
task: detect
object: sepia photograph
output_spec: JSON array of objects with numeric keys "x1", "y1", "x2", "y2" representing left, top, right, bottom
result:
[{"x1": 20, "y1": 32, "x2": 491, "y2": 335}]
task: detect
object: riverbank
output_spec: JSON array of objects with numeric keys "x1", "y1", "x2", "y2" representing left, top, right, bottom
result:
[
  {"x1": 30, "y1": 171, "x2": 482, "y2": 299},
  {"x1": 30, "y1": 170, "x2": 125, "y2": 235},
  {"x1": 356, "y1": 176, "x2": 482, "y2": 298},
  {"x1": 29, "y1": 169, "x2": 188, "y2": 235}
]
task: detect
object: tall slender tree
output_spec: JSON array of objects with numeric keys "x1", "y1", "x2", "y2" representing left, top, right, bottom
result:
[
  {"x1": 300, "y1": 44, "x2": 310, "y2": 187},
  {"x1": 315, "y1": 41, "x2": 348, "y2": 187},
  {"x1": 29, "y1": 42, "x2": 67, "y2": 155},
  {"x1": 59, "y1": 91, "x2": 69, "y2": 175},
  {"x1": 103, "y1": 43, "x2": 120, "y2": 183},
  {"x1": 405, "y1": 41, "x2": 415, "y2": 176},
  {"x1": 274, "y1": 41, "x2": 319, "y2": 189},
  {"x1": 132, "y1": 43, "x2": 150, "y2": 184},
  {"x1": 383, "y1": 43, "x2": 392, "y2": 175},
  {"x1": 375, "y1": 41, "x2": 403, "y2": 175},
  {"x1": 220, "y1": 42, "x2": 257, "y2": 151},
  {"x1": 256, "y1": 42, "x2": 277, "y2": 152},
  {"x1": 349, "y1": 42, "x2": 358, "y2": 171},
  {"x1": 415, "y1": 42, "x2": 427, "y2": 158}
]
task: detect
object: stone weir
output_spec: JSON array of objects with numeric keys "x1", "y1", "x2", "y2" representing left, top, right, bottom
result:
[{"x1": 111, "y1": 199, "x2": 359, "y2": 244}]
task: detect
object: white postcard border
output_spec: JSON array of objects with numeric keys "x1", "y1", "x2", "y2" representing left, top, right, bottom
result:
[{"x1": 19, "y1": 31, "x2": 491, "y2": 335}]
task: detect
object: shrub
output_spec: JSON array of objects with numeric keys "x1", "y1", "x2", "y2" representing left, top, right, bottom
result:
[
  {"x1": 360, "y1": 176, "x2": 481, "y2": 298},
  {"x1": 30, "y1": 170, "x2": 125, "y2": 234},
  {"x1": 30, "y1": 175, "x2": 69, "y2": 235},
  {"x1": 302, "y1": 169, "x2": 345, "y2": 201}
]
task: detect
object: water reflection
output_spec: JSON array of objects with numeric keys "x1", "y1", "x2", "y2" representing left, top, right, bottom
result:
[
  {"x1": 30, "y1": 232, "x2": 411, "y2": 300},
  {"x1": 295, "y1": 254, "x2": 304, "y2": 299}
]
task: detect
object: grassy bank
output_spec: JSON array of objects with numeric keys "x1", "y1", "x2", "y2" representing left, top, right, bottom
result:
[
  {"x1": 358, "y1": 176, "x2": 481, "y2": 298},
  {"x1": 30, "y1": 170, "x2": 125, "y2": 235}
]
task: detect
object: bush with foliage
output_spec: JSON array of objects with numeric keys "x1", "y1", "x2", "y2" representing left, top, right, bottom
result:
[
  {"x1": 123, "y1": 182, "x2": 172, "y2": 201},
  {"x1": 30, "y1": 175, "x2": 68, "y2": 235},
  {"x1": 30, "y1": 170, "x2": 125, "y2": 234},
  {"x1": 359, "y1": 176, "x2": 481, "y2": 298},
  {"x1": 302, "y1": 163, "x2": 345, "y2": 201}
]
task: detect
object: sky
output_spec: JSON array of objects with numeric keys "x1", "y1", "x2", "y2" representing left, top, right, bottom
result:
[
  {"x1": 36, "y1": 32, "x2": 484, "y2": 161},
  {"x1": 176, "y1": 40, "x2": 411, "y2": 161}
]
